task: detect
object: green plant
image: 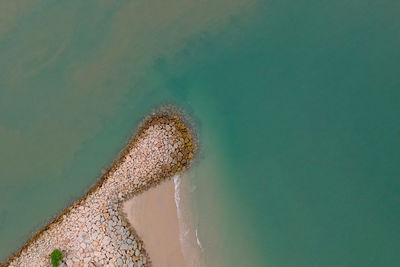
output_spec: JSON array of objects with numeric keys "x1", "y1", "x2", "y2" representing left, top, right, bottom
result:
[{"x1": 50, "y1": 249, "x2": 63, "y2": 267}]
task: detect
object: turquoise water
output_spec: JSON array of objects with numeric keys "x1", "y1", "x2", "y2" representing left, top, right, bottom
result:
[{"x1": 1, "y1": 0, "x2": 400, "y2": 266}]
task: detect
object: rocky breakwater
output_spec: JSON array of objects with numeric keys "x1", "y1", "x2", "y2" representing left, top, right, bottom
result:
[{"x1": 5, "y1": 111, "x2": 197, "y2": 267}]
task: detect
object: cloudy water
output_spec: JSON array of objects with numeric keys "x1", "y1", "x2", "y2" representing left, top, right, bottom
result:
[{"x1": 1, "y1": 0, "x2": 400, "y2": 266}]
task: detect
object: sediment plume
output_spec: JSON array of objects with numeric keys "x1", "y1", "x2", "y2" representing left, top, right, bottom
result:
[{"x1": 3, "y1": 107, "x2": 197, "y2": 267}]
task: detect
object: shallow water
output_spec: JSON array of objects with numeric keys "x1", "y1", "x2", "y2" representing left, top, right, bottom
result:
[{"x1": 1, "y1": 0, "x2": 400, "y2": 266}]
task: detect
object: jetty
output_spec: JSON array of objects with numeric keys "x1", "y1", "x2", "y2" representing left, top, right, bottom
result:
[{"x1": 4, "y1": 109, "x2": 197, "y2": 267}]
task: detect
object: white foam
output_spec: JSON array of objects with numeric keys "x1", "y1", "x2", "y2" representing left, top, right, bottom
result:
[
  {"x1": 173, "y1": 174, "x2": 204, "y2": 267},
  {"x1": 173, "y1": 175, "x2": 185, "y2": 243},
  {"x1": 195, "y1": 228, "x2": 203, "y2": 250}
]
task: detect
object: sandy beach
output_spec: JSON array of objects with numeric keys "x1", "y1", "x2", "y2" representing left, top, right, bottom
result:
[
  {"x1": 124, "y1": 174, "x2": 204, "y2": 267},
  {"x1": 123, "y1": 179, "x2": 186, "y2": 267}
]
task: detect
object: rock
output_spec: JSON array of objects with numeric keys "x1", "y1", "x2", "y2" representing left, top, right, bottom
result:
[
  {"x1": 8, "y1": 113, "x2": 196, "y2": 267},
  {"x1": 102, "y1": 237, "x2": 110, "y2": 246}
]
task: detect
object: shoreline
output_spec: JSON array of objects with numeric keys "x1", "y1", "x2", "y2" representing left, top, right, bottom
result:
[
  {"x1": 173, "y1": 174, "x2": 204, "y2": 267},
  {"x1": 123, "y1": 178, "x2": 186, "y2": 267},
  {"x1": 1, "y1": 107, "x2": 197, "y2": 267},
  {"x1": 123, "y1": 174, "x2": 204, "y2": 267}
]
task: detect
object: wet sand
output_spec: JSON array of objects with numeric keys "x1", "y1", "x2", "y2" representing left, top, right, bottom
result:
[{"x1": 123, "y1": 179, "x2": 187, "y2": 267}]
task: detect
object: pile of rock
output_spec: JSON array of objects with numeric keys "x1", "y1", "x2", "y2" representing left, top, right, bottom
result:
[{"x1": 6, "y1": 112, "x2": 197, "y2": 267}]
